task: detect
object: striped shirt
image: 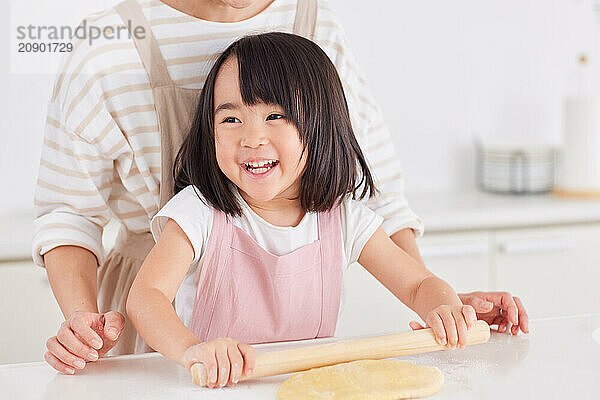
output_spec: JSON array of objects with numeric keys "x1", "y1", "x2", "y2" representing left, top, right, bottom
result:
[{"x1": 33, "y1": 0, "x2": 424, "y2": 268}]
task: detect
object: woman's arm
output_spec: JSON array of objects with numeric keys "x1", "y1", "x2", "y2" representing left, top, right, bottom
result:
[
  {"x1": 126, "y1": 219, "x2": 202, "y2": 366},
  {"x1": 390, "y1": 228, "x2": 425, "y2": 265},
  {"x1": 43, "y1": 246, "x2": 125, "y2": 374},
  {"x1": 45, "y1": 246, "x2": 99, "y2": 317}
]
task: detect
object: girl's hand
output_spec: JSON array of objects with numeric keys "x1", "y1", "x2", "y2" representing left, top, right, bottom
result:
[
  {"x1": 414, "y1": 305, "x2": 477, "y2": 349},
  {"x1": 182, "y1": 338, "x2": 256, "y2": 388}
]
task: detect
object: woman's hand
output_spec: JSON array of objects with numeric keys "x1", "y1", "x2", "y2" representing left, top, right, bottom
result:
[
  {"x1": 44, "y1": 311, "x2": 125, "y2": 374},
  {"x1": 458, "y1": 291, "x2": 529, "y2": 335},
  {"x1": 416, "y1": 305, "x2": 477, "y2": 349},
  {"x1": 410, "y1": 291, "x2": 529, "y2": 336},
  {"x1": 182, "y1": 338, "x2": 256, "y2": 389}
]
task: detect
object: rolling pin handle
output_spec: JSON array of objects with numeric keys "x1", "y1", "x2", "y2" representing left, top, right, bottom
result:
[{"x1": 191, "y1": 363, "x2": 208, "y2": 387}]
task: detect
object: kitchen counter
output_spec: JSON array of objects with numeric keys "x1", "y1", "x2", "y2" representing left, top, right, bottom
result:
[
  {"x1": 409, "y1": 190, "x2": 600, "y2": 233},
  {"x1": 2, "y1": 314, "x2": 599, "y2": 399}
]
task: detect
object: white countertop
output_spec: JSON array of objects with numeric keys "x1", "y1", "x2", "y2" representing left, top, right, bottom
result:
[
  {"x1": 409, "y1": 190, "x2": 600, "y2": 232},
  {"x1": 2, "y1": 314, "x2": 599, "y2": 399},
  {"x1": 3, "y1": 190, "x2": 600, "y2": 261}
]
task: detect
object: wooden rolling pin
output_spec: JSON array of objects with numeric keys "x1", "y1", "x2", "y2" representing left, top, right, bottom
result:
[{"x1": 191, "y1": 320, "x2": 490, "y2": 386}]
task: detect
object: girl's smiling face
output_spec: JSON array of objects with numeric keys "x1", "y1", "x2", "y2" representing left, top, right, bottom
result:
[{"x1": 213, "y1": 57, "x2": 307, "y2": 206}]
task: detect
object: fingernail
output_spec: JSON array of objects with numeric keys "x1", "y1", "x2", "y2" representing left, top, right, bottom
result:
[
  {"x1": 74, "y1": 360, "x2": 85, "y2": 369},
  {"x1": 233, "y1": 378, "x2": 238, "y2": 384},
  {"x1": 65, "y1": 367, "x2": 75, "y2": 375},
  {"x1": 106, "y1": 328, "x2": 117, "y2": 339},
  {"x1": 92, "y1": 339, "x2": 102, "y2": 349},
  {"x1": 88, "y1": 352, "x2": 98, "y2": 361}
]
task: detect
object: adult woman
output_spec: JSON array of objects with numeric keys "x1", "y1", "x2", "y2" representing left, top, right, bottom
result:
[{"x1": 34, "y1": 0, "x2": 527, "y2": 374}]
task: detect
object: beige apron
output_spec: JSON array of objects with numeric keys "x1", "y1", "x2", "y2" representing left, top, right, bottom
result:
[{"x1": 99, "y1": 0, "x2": 318, "y2": 356}]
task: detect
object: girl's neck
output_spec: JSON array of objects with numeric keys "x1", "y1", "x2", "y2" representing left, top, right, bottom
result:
[
  {"x1": 239, "y1": 191, "x2": 306, "y2": 227},
  {"x1": 159, "y1": 0, "x2": 274, "y2": 23}
]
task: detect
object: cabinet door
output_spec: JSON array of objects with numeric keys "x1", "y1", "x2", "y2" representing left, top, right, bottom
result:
[
  {"x1": 419, "y1": 231, "x2": 491, "y2": 293},
  {"x1": 494, "y1": 224, "x2": 600, "y2": 319},
  {"x1": 0, "y1": 261, "x2": 64, "y2": 364},
  {"x1": 336, "y1": 231, "x2": 490, "y2": 338}
]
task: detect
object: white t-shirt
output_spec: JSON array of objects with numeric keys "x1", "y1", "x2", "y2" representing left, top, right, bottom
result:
[{"x1": 151, "y1": 185, "x2": 383, "y2": 327}]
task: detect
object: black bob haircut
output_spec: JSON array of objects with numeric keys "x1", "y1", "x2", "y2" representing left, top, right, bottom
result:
[{"x1": 173, "y1": 31, "x2": 378, "y2": 216}]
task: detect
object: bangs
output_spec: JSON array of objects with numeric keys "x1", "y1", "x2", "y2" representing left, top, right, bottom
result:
[{"x1": 232, "y1": 34, "x2": 315, "y2": 137}]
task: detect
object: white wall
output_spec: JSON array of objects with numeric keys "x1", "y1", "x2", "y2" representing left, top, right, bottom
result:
[
  {"x1": 328, "y1": 0, "x2": 600, "y2": 193},
  {"x1": 1, "y1": 0, "x2": 599, "y2": 213}
]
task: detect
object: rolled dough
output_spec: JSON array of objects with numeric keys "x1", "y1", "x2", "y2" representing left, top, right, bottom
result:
[{"x1": 276, "y1": 359, "x2": 443, "y2": 400}]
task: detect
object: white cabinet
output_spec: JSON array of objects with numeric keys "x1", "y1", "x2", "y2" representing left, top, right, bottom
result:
[
  {"x1": 494, "y1": 224, "x2": 600, "y2": 319},
  {"x1": 418, "y1": 231, "x2": 491, "y2": 292},
  {"x1": 336, "y1": 231, "x2": 491, "y2": 337},
  {"x1": 338, "y1": 223, "x2": 600, "y2": 337},
  {"x1": 0, "y1": 261, "x2": 63, "y2": 364}
]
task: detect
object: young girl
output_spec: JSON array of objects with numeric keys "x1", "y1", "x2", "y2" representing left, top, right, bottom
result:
[{"x1": 127, "y1": 32, "x2": 477, "y2": 389}]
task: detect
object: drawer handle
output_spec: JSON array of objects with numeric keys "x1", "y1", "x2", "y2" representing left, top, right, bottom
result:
[
  {"x1": 499, "y1": 238, "x2": 576, "y2": 254},
  {"x1": 421, "y1": 244, "x2": 489, "y2": 258}
]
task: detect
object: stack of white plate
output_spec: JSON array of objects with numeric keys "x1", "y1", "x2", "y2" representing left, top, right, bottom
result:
[{"x1": 476, "y1": 143, "x2": 556, "y2": 194}]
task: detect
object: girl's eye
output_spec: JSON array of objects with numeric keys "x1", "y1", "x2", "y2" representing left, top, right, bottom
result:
[
  {"x1": 222, "y1": 117, "x2": 241, "y2": 123},
  {"x1": 266, "y1": 113, "x2": 285, "y2": 121}
]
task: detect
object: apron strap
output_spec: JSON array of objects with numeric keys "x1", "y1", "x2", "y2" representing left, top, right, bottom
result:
[
  {"x1": 115, "y1": 0, "x2": 173, "y2": 88},
  {"x1": 293, "y1": 0, "x2": 319, "y2": 39},
  {"x1": 315, "y1": 204, "x2": 343, "y2": 336}
]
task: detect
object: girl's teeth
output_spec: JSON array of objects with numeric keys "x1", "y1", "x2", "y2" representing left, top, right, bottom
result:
[
  {"x1": 246, "y1": 163, "x2": 276, "y2": 174},
  {"x1": 245, "y1": 160, "x2": 277, "y2": 172}
]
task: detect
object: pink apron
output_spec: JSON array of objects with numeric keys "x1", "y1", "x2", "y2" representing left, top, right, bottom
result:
[{"x1": 189, "y1": 205, "x2": 343, "y2": 344}]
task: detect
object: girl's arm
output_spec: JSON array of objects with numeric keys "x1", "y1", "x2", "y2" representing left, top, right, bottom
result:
[
  {"x1": 126, "y1": 219, "x2": 202, "y2": 366},
  {"x1": 390, "y1": 228, "x2": 528, "y2": 335},
  {"x1": 358, "y1": 226, "x2": 476, "y2": 347}
]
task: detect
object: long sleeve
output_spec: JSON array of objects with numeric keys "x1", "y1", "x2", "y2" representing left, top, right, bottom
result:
[
  {"x1": 33, "y1": 100, "x2": 114, "y2": 268},
  {"x1": 32, "y1": 31, "x2": 125, "y2": 269},
  {"x1": 32, "y1": 8, "x2": 170, "y2": 269},
  {"x1": 313, "y1": 2, "x2": 424, "y2": 237}
]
